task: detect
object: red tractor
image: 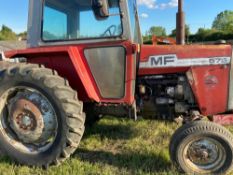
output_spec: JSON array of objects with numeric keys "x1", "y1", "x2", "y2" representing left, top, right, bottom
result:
[{"x1": 1, "y1": 0, "x2": 233, "y2": 174}]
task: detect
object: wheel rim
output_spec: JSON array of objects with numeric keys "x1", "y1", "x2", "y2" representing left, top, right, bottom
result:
[
  {"x1": 183, "y1": 137, "x2": 226, "y2": 173},
  {"x1": 0, "y1": 86, "x2": 58, "y2": 154}
]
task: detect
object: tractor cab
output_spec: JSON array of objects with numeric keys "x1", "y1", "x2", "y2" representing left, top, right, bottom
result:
[
  {"x1": 27, "y1": 0, "x2": 142, "y2": 47},
  {"x1": 24, "y1": 0, "x2": 143, "y2": 105}
]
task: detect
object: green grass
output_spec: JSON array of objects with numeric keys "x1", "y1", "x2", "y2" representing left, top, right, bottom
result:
[{"x1": 0, "y1": 117, "x2": 183, "y2": 175}]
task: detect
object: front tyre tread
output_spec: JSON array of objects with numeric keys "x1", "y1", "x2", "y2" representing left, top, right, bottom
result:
[{"x1": 169, "y1": 121, "x2": 233, "y2": 175}]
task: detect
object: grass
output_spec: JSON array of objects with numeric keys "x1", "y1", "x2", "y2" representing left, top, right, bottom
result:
[{"x1": 0, "y1": 117, "x2": 183, "y2": 175}]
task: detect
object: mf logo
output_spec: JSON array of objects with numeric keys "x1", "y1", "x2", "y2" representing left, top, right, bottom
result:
[
  {"x1": 150, "y1": 55, "x2": 176, "y2": 66},
  {"x1": 140, "y1": 54, "x2": 231, "y2": 69}
]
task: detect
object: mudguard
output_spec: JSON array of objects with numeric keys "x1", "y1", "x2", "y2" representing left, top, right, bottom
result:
[{"x1": 4, "y1": 46, "x2": 100, "y2": 102}]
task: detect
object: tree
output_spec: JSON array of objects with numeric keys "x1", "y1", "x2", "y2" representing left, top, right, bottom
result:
[
  {"x1": 17, "y1": 31, "x2": 27, "y2": 40},
  {"x1": 212, "y1": 10, "x2": 233, "y2": 32},
  {"x1": 147, "y1": 26, "x2": 166, "y2": 36},
  {"x1": 0, "y1": 25, "x2": 17, "y2": 40},
  {"x1": 191, "y1": 27, "x2": 233, "y2": 42},
  {"x1": 194, "y1": 28, "x2": 215, "y2": 41}
]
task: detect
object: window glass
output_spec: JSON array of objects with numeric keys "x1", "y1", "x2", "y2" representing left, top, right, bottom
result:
[
  {"x1": 128, "y1": 0, "x2": 142, "y2": 43},
  {"x1": 43, "y1": 0, "x2": 122, "y2": 41},
  {"x1": 43, "y1": 7, "x2": 68, "y2": 40},
  {"x1": 128, "y1": 0, "x2": 136, "y2": 40}
]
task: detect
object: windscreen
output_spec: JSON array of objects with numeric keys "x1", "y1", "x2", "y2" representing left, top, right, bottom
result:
[{"x1": 42, "y1": 0, "x2": 122, "y2": 41}]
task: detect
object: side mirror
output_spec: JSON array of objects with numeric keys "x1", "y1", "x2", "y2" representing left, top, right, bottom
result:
[{"x1": 92, "y1": 0, "x2": 109, "y2": 19}]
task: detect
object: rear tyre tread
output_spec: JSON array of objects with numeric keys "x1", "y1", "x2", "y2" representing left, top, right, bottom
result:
[{"x1": 0, "y1": 63, "x2": 85, "y2": 167}]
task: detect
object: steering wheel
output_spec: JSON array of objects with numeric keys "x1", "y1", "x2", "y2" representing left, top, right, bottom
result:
[{"x1": 102, "y1": 25, "x2": 117, "y2": 37}]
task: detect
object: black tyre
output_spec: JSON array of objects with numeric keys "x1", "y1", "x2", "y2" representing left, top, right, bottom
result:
[
  {"x1": 0, "y1": 63, "x2": 85, "y2": 167},
  {"x1": 170, "y1": 121, "x2": 233, "y2": 175}
]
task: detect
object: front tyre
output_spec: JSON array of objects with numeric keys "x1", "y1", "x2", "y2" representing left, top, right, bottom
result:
[
  {"x1": 170, "y1": 121, "x2": 233, "y2": 175},
  {"x1": 0, "y1": 63, "x2": 85, "y2": 167}
]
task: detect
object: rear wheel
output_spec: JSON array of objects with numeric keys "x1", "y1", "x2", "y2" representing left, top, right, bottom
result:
[
  {"x1": 170, "y1": 121, "x2": 233, "y2": 174},
  {"x1": 0, "y1": 63, "x2": 85, "y2": 167}
]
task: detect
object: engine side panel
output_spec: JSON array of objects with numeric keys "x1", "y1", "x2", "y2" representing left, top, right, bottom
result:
[
  {"x1": 139, "y1": 44, "x2": 232, "y2": 116},
  {"x1": 187, "y1": 66, "x2": 230, "y2": 115}
]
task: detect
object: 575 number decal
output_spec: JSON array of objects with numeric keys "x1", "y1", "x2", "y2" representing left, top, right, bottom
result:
[{"x1": 209, "y1": 57, "x2": 229, "y2": 65}]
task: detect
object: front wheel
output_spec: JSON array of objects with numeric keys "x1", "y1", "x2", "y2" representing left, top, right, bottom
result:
[
  {"x1": 0, "y1": 63, "x2": 85, "y2": 167},
  {"x1": 170, "y1": 121, "x2": 233, "y2": 174}
]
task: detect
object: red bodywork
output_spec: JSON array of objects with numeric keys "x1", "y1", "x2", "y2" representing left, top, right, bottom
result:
[
  {"x1": 151, "y1": 35, "x2": 176, "y2": 45},
  {"x1": 5, "y1": 41, "x2": 136, "y2": 105},
  {"x1": 140, "y1": 44, "x2": 232, "y2": 116},
  {"x1": 5, "y1": 43, "x2": 233, "y2": 120}
]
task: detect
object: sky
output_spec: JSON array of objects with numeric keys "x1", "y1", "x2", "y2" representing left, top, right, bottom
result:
[{"x1": 0, "y1": 0, "x2": 233, "y2": 35}]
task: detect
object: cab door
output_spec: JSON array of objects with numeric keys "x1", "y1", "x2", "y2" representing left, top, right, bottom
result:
[{"x1": 84, "y1": 41, "x2": 136, "y2": 105}]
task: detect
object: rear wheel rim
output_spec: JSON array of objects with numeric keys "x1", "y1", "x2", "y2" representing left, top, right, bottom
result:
[
  {"x1": 183, "y1": 137, "x2": 226, "y2": 173},
  {"x1": 0, "y1": 86, "x2": 58, "y2": 154}
]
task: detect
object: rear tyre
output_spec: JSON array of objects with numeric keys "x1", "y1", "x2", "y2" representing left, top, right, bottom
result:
[
  {"x1": 170, "y1": 121, "x2": 233, "y2": 175},
  {"x1": 0, "y1": 63, "x2": 85, "y2": 167}
]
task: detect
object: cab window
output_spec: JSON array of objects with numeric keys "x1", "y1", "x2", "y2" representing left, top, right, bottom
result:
[
  {"x1": 128, "y1": 0, "x2": 142, "y2": 43},
  {"x1": 42, "y1": 0, "x2": 122, "y2": 41}
]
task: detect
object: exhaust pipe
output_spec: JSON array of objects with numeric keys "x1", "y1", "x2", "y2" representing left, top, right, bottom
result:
[{"x1": 176, "y1": 0, "x2": 185, "y2": 45}]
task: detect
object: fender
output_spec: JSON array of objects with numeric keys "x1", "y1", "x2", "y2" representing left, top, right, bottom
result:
[{"x1": 4, "y1": 46, "x2": 100, "y2": 102}]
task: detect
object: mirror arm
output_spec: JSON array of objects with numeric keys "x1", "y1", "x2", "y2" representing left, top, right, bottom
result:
[{"x1": 108, "y1": 12, "x2": 124, "y2": 17}]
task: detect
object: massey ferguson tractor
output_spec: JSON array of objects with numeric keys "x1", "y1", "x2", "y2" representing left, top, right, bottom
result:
[{"x1": 0, "y1": 0, "x2": 233, "y2": 174}]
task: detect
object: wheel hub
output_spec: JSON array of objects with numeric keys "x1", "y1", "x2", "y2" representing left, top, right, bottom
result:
[
  {"x1": 16, "y1": 112, "x2": 36, "y2": 130},
  {"x1": 187, "y1": 140, "x2": 218, "y2": 165},
  {"x1": 185, "y1": 138, "x2": 226, "y2": 171},
  {"x1": 9, "y1": 98, "x2": 44, "y2": 143},
  {"x1": 5, "y1": 89, "x2": 58, "y2": 146}
]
